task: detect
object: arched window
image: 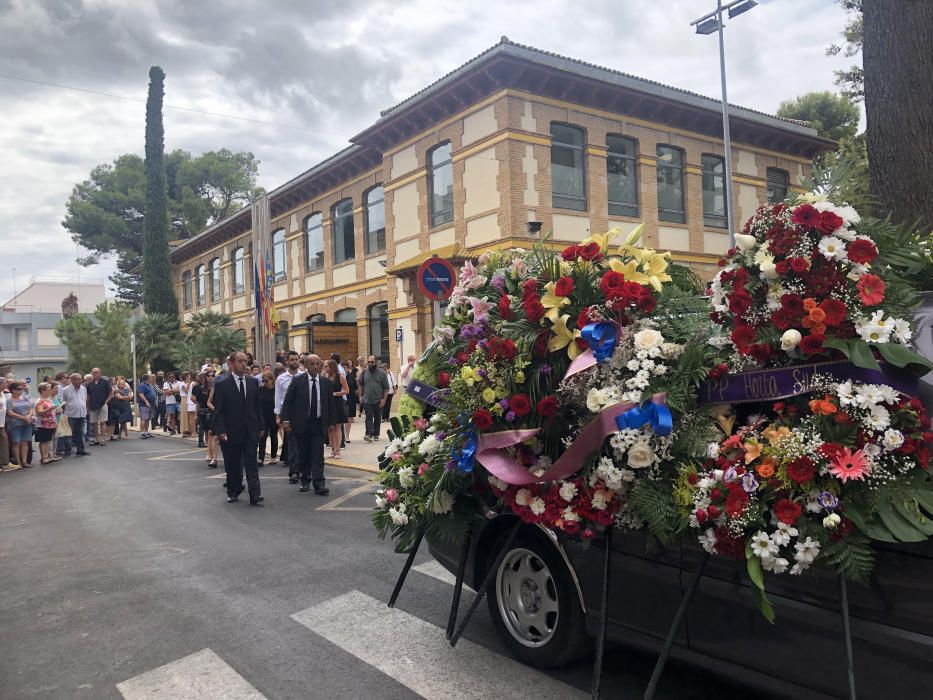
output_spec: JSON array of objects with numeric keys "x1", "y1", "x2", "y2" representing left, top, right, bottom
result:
[
  {"x1": 304, "y1": 213, "x2": 324, "y2": 272},
  {"x1": 364, "y1": 186, "x2": 385, "y2": 254},
  {"x1": 428, "y1": 143, "x2": 453, "y2": 226},
  {"x1": 209, "y1": 258, "x2": 221, "y2": 301},
  {"x1": 335, "y1": 308, "x2": 357, "y2": 322},
  {"x1": 182, "y1": 271, "x2": 192, "y2": 310},
  {"x1": 656, "y1": 145, "x2": 686, "y2": 224},
  {"x1": 607, "y1": 135, "x2": 638, "y2": 217},
  {"x1": 550, "y1": 123, "x2": 586, "y2": 211},
  {"x1": 701, "y1": 154, "x2": 727, "y2": 228},
  {"x1": 368, "y1": 302, "x2": 389, "y2": 361},
  {"x1": 195, "y1": 264, "x2": 206, "y2": 305},
  {"x1": 232, "y1": 247, "x2": 245, "y2": 293},
  {"x1": 271, "y1": 228, "x2": 286, "y2": 281},
  {"x1": 332, "y1": 199, "x2": 355, "y2": 264},
  {"x1": 308, "y1": 313, "x2": 326, "y2": 323}
]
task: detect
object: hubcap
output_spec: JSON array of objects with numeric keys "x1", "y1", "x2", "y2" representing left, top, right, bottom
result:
[{"x1": 496, "y1": 547, "x2": 559, "y2": 648}]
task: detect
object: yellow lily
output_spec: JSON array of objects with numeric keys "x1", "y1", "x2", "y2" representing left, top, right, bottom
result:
[
  {"x1": 763, "y1": 425, "x2": 791, "y2": 444},
  {"x1": 610, "y1": 247, "x2": 672, "y2": 292},
  {"x1": 743, "y1": 440, "x2": 762, "y2": 465},
  {"x1": 548, "y1": 314, "x2": 583, "y2": 360},
  {"x1": 581, "y1": 227, "x2": 622, "y2": 253},
  {"x1": 541, "y1": 280, "x2": 571, "y2": 323}
]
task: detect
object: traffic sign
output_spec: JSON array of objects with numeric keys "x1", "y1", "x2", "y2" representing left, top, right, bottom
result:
[
  {"x1": 416, "y1": 256, "x2": 457, "y2": 302},
  {"x1": 25, "y1": 376, "x2": 32, "y2": 384},
  {"x1": 395, "y1": 327, "x2": 404, "y2": 342}
]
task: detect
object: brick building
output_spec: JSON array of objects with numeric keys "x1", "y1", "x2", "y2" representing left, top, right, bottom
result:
[{"x1": 169, "y1": 38, "x2": 834, "y2": 372}]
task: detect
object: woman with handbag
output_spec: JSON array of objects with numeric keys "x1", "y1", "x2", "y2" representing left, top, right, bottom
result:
[{"x1": 323, "y1": 359, "x2": 349, "y2": 459}]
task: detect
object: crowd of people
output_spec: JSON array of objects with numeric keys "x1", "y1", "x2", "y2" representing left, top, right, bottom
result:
[{"x1": 1, "y1": 351, "x2": 416, "y2": 507}]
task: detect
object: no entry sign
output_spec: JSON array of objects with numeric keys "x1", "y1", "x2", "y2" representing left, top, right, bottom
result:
[{"x1": 416, "y1": 256, "x2": 457, "y2": 302}]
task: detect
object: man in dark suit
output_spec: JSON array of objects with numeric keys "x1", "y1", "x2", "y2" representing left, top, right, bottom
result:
[
  {"x1": 280, "y1": 353, "x2": 335, "y2": 495},
  {"x1": 212, "y1": 351, "x2": 264, "y2": 506}
]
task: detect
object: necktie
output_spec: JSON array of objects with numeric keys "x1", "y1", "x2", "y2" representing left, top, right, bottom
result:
[
  {"x1": 238, "y1": 377, "x2": 246, "y2": 402},
  {"x1": 309, "y1": 376, "x2": 318, "y2": 419}
]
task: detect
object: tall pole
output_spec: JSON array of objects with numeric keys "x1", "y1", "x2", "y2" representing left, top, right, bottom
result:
[
  {"x1": 131, "y1": 333, "x2": 138, "y2": 420},
  {"x1": 716, "y1": 0, "x2": 736, "y2": 248}
]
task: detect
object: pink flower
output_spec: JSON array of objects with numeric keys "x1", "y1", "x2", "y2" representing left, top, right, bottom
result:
[
  {"x1": 418, "y1": 462, "x2": 429, "y2": 476},
  {"x1": 385, "y1": 488, "x2": 399, "y2": 503},
  {"x1": 414, "y1": 418, "x2": 428, "y2": 431},
  {"x1": 828, "y1": 448, "x2": 871, "y2": 483},
  {"x1": 391, "y1": 452, "x2": 402, "y2": 461},
  {"x1": 468, "y1": 296, "x2": 494, "y2": 323}
]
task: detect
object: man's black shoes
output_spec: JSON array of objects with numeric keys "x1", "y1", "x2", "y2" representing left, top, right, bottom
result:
[
  {"x1": 315, "y1": 488, "x2": 330, "y2": 496},
  {"x1": 227, "y1": 496, "x2": 238, "y2": 503},
  {"x1": 249, "y1": 499, "x2": 264, "y2": 507},
  {"x1": 298, "y1": 485, "x2": 310, "y2": 492},
  {"x1": 288, "y1": 476, "x2": 298, "y2": 484}
]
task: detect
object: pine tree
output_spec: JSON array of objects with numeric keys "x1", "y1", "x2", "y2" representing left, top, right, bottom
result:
[{"x1": 142, "y1": 66, "x2": 178, "y2": 316}]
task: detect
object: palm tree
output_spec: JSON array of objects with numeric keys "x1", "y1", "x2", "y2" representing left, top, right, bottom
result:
[
  {"x1": 185, "y1": 310, "x2": 232, "y2": 335},
  {"x1": 133, "y1": 312, "x2": 180, "y2": 372},
  {"x1": 201, "y1": 326, "x2": 246, "y2": 362}
]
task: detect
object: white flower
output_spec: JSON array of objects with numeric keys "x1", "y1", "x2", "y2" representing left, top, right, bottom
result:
[
  {"x1": 805, "y1": 489, "x2": 822, "y2": 514},
  {"x1": 790, "y1": 563, "x2": 807, "y2": 575},
  {"x1": 750, "y1": 531, "x2": 779, "y2": 560},
  {"x1": 876, "y1": 384, "x2": 901, "y2": 405},
  {"x1": 698, "y1": 530, "x2": 718, "y2": 554},
  {"x1": 431, "y1": 491, "x2": 455, "y2": 514},
  {"x1": 529, "y1": 497, "x2": 546, "y2": 516},
  {"x1": 398, "y1": 467, "x2": 415, "y2": 488},
  {"x1": 389, "y1": 507, "x2": 409, "y2": 526},
  {"x1": 591, "y1": 490, "x2": 610, "y2": 511},
  {"x1": 892, "y1": 318, "x2": 912, "y2": 344},
  {"x1": 759, "y1": 261, "x2": 780, "y2": 280},
  {"x1": 734, "y1": 233, "x2": 757, "y2": 250},
  {"x1": 882, "y1": 429, "x2": 905, "y2": 451},
  {"x1": 633, "y1": 329, "x2": 664, "y2": 351},
  {"x1": 823, "y1": 513, "x2": 842, "y2": 529},
  {"x1": 375, "y1": 495, "x2": 387, "y2": 509},
  {"x1": 706, "y1": 442, "x2": 721, "y2": 459},
  {"x1": 627, "y1": 441, "x2": 656, "y2": 469},
  {"x1": 865, "y1": 404, "x2": 891, "y2": 431},
  {"x1": 856, "y1": 310, "x2": 892, "y2": 343},
  {"x1": 620, "y1": 468, "x2": 637, "y2": 483},
  {"x1": 626, "y1": 359, "x2": 641, "y2": 372},
  {"x1": 794, "y1": 536, "x2": 822, "y2": 565},
  {"x1": 818, "y1": 236, "x2": 847, "y2": 261},
  {"x1": 771, "y1": 522, "x2": 799, "y2": 547},
  {"x1": 761, "y1": 556, "x2": 789, "y2": 574},
  {"x1": 559, "y1": 482, "x2": 578, "y2": 502},
  {"x1": 854, "y1": 383, "x2": 885, "y2": 407},
  {"x1": 561, "y1": 507, "x2": 580, "y2": 523},
  {"x1": 515, "y1": 488, "x2": 532, "y2": 507},
  {"x1": 863, "y1": 443, "x2": 882, "y2": 458},
  {"x1": 488, "y1": 475, "x2": 508, "y2": 491},
  {"x1": 418, "y1": 435, "x2": 442, "y2": 456},
  {"x1": 660, "y1": 342, "x2": 684, "y2": 360},
  {"x1": 780, "y1": 329, "x2": 802, "y2": 351},
  {"x1": 586, "y1": 388, "x2": 607, "y2": 413},
  {"x1": 836, "y1": 380, "x2": 856, "y2": 407}
]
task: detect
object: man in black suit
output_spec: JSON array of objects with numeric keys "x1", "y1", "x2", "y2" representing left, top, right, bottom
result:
[
  {"x1": 212, "y1": 351, "x2": 264, "y2": 506},
  {"x1": 280, "y1": 353, "x2": 335, "y2": 495}
]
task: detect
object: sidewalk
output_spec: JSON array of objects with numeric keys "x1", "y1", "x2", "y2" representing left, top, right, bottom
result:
[{"x1": 129, "y1": 418, "x2": 386, "y2": 475}]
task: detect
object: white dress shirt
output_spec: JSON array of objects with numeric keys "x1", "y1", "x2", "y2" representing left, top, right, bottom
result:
[{"x1": 274, "y1": 368, "x2": 304, "y2": 415}]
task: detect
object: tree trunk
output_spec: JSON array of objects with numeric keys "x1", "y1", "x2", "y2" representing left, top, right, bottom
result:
[{"x1": 863, "y1": 0, "x2": 933, "y2": 230}]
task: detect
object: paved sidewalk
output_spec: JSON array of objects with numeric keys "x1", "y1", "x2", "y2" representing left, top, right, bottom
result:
[{"x1": 129, "y1": 418, "x2": 388, "y2": 474}]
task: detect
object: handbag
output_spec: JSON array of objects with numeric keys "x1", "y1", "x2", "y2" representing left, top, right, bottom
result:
[{"x1": 57, "y1": 412, "x2": 72, "y2": 438}]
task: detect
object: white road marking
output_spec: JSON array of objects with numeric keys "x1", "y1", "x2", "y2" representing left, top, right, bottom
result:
[
  {"x1": 116, "y1": 648, "x2": 265, "y2": 699},
  {"x1": 291, "y1": 590, "x2": 585, "y2": 700},
  {"x1": 413, "y1": 559, "x2": 474, "y2": 591},
  {"x1": 316, "y1": 482, "x2": 376, "y2": 510}
]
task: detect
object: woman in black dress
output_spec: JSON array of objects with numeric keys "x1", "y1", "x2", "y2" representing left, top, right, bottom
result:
[
  {"x1": 343, "y1": 360, "x2": 358, "y2": 444},
  {"x1": 257, "y1": 370, "x2": 278, "y2": 464},
  {"x1": 192, "y1": 371, "x2": 216, "y2": 466}
]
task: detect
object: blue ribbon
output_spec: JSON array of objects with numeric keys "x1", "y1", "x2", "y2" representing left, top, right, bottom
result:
[
  {"x1": 615, "y1": 399, "x2": 673, "y2": 436},
  {"x1": 454, "y1": 431, "x2": 478, "y2": 473},
  {"x1": 581, "y1": 322, "x2": 617, "y2": 363}
]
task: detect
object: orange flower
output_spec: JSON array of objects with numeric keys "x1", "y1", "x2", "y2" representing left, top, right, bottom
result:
[
  {"x1": 803, "y1": 298, "x2": 818, "y2": 311},
  {"x1": 808, "y1": 307, "x2": 827, "y2": 323},
  {"x1": 811, "y1": 322, "x2": 827, "y2": 336},
  {"x1": 808, "y1": 395, "x2": 838, "y2": 415},
  {"x1": 764, "y1": 425, "x2": 791, "y2": 443},
  {"x1": 756, "y1": 457, "x2": 776, "y2": 478},
  {"x1": 743, "y1": 440, "x2": 762, "y2": 464}
]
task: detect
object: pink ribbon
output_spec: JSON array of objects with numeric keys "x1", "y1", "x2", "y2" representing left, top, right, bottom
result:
[
  {"x1": 563, "y1": 348, "x2": 596, "y2": 380},
  {"x1": 476, "y1": 401, "x2": 636, "y2": 486}
]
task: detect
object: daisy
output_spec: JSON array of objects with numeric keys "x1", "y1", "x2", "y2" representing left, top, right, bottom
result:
[
  {"x1": 762, "y1": 556, "x2": 790, "y2": 574},
  {"x1": 698, "y1": 530, "x2": 718, "y2": 554},
  {"x1": 794, "y1": 536, "x2": 822, "y2": 564},
  {"x1": 856, "y1": 274, "x2": 886, "y2": 306},
  {"x1": 865, "y1": 404, "x2": 891, "y2": 431},
  {"x1": 818, "y1": 236, "x2": 847, "y2": 261},
  {"x1": 876, "y1": 384, "x2": 901, "y2": 404},
  {"x1": 892, "y1": 318, "x2": 912, "y2": 344},
  {"x1": 854, "y1": 383, "x2": 884, "y2": 406},
  {"x1": 829, "y1": 448, "x2": 872, "y2": 483},
  {"x1": 771, "y1": 522, "x2": 799, "y2": 547},
  {"x1": 836, "y1": 380, "x2": 856, "y2": 407},
  {"x1": 751, "y1": 531, "x2": 779, "y2": 560}
]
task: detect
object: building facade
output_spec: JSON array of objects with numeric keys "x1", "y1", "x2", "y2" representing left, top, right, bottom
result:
[{"x1": 169, "y1": 39, "x2": 834, "y2": 373}]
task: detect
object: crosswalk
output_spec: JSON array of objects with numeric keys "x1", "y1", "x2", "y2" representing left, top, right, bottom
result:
[{"x1": 116, "y1": 563, "x2": 584, "y2": 699}]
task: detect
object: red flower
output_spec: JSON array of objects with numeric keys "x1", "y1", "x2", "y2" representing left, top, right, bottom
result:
[
  {"x1": 536, "y1": 396, "x2": 559, "y2": 418},
  {"x1": 472, "y1": 409, "x2": 494, "y2": 431},
  {"x1": 800, "y1": 333, "x2": 825, "y2": 356},
  {"x1": 509, "y1": 394, "x2": 532, "y2": 416},
  {"x1": 770, "y1": 309, "x2": 792, "y2": 330},
  {"x1": 456, "y1": 351, "x2": 470, "y2": 364},
  {"x1": 775, "y1": 260, "x2": 790, "y2": 276},
  {"x1": 790, "y1": 257, "x2": 810, "y2": 273},
  {"x1": 856, "y1": 274, "x2": 886, "y2": 306},
  {"x1": 622, "y1": 281, "x2": 643, "y2": 301},
  {"x1": 575, "y1": 307, "x2": 593, "y2": 330},
  {"x1": 847, "y1": 239, "x2": 877, "y2": 265},
  {"x1": 578, "y1": 241, "x2": 602, "y2": 261},
  {"x1": 816, "y1": 210, "x2": 845, "y2": 235},
  {"x1": 787, "y1": 456, "x2": 816, "y2": 484},
  {"x1": 498, "y1": 295, "x2": 511, "y2": 321},
  {"x1": 725, "y1": 490, "x2": 749, "y2": 517},
  {"x1": 818, "y1": 298, "x2": 847, "y2": 326},
  {"x1": 732, "y1": 268, "x2": 750, "y2": 288},
  {"x1": 437, "y1": 371, "x2": 450, "y2": 388},
  {"x1": 599, "y1": 270, "x2": 628, "y2": 299},
  {"x1": 780, "y1": 293, "x2": 804, "y2": 315},
  {"x1": 715, "y1": 526, "x2": 747, "y2": 560},
  {"x1": 533, "y1": 331, "x2": 550, "y2": 359},
  {"x1": 750, "y1": 343, "x2": 772, "y2": 366},
  {"x1": 522, "y1": 278, "x2": 539, "y2": 298},
  {"x1": 636, "y1": 293, "x2": 656, "y2": 313},
  {"x1": 561, "y1": 245, "x2": 579, "y2": 261},
  {"x1": 791, "y1": 203, "x2": 820, "y2": 228},
  {"x1": 525, "y1": 297, "x2": 545, "y2": 322},
  {"x1": 773, "y1": 499, "x2": 802, "y2": 525},
  {"x1": 728, "y1": 291, "x2": 753, "y2": 315},
  {"x1": 554, "y1": 276, "x2": 574, "y2": 297},
  {"x1": 731, "y1": 325, "x2": 757, "y2": 352}
]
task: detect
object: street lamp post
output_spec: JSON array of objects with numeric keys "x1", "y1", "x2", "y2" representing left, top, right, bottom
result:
[{"x1": 691, "y1": 0, "x2": 758, "y2": 249}]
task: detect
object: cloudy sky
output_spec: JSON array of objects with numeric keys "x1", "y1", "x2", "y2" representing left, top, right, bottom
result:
[{"x1": 0, "y1": 0, "x2": 859, "y2": 304}]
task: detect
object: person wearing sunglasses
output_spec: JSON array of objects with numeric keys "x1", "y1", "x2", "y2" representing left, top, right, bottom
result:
[
  {"x1": 257, "y1": 370, "x2": 278, "y2": 465},
  {"x1": 6, "y1": 382, "x2": 34, "y2": 467}
]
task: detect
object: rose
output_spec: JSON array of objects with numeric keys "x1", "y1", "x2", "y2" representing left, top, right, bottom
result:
[
  {"x1": 497, "y1": 295, "x2": 511, "y2": 320},
  {"x1": 728, "y1": 291, "x2": 752, "y2": 315},
  {"x1": 789, "y1": 257, "x2": 810, "y2": 273},
  {"x1": 780, "y1": 329, "x2": 802, "y2": 351},
  {"x1": 578, "y1": 241, "x2": 602, "y2": 261},
  {"x1": 554, "y1": 276, "x2": 574, "y2": 297},
  {"x1": 472, "y1": 409, "x2": 494, "y2": 431},
  {"x1": 522, "y1": 278, "x2": 538, "y2": 297},
  {"x1": 599, "y1": 270, "x2": 627, "y2": 299},
  {"x1": 636, "y1": 292, "x2": 656, "y2": 313},
  {"x1": 536, "y1": 396, "x2": 559, "y2": 418},
  {"x1": 775, "y1": 260, "x2": 790, "y2": 276},
  {"x1": 385, "y1": 488, "x2": 399, "y2": 504},
  {"x1": 509, "y1": 394, "x2": 532, "y2": 416},
  {"x1": 418, "y1": 462, "x2": 429, "y2": 476},
  {"x1": 627, "y1": 441, "x2": 655, "y2": 469},
  {"x1": 633, "y1": 328, "x2": 664, "y2": 350},
  {"x1": 524, "y1": 298, "x2": 545, "y2": 322},
  {"x1": 800, "y1": 333, "x2": 825, "y2": 355},
  {"x1": 533, "y1": 331, "x2": 550, "y2": 358},
  {"x1": 437, "y1": 371, "x2": 450, "y2": 388},
  {"x1": 816, "y1": 210, "x2": 845, "y2": 235},
  {"x1": 734, "y1": 233, "x2": 757, "y2": 250},
  {"x1": 561, "y1": 245, "x2": 579, "y2": 261},
  {"x1": 773, "y1": 498, "x2": 802, "y2": 525}
]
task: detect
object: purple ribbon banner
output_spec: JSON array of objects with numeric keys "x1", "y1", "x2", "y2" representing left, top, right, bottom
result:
[{"x1": 698, "y1": 360, "x2": 919, "y2": 405}]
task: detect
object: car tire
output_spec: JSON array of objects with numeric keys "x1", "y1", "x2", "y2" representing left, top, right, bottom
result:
[{"x1": 485, "y1": 527, "x2": 591, "y2": 668}]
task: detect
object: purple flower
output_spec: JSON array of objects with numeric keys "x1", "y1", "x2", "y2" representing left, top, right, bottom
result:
[
  {"x1": 817, "y1": 491, "x2": 839, "y2": 511},
  {"x1": 448, "y1": 357, "x2": 458, "y2": 366},
  {"x1": 444, "y1": 460, "x2": 457, "y2": 472},
  {"x1": 499, "y1": 399, "x2": 510, "y2": 410},
  {"x1": 476, "y1": 368, "x2": 488, "y2": 379},
  {"x1": 435, "y1": 432, "x2": 447, "y2": 441},
  {"x1": 491, "y1": 274, "x2": 506, "y2": 292},
  {"x1": 723, "y1": 466, "x2": 738, "y2": 483},
  {"x1": 539, "y1": 365, "x2": 552, "y2": 375},
  {"x1": 741, "y1": 473, "x2": 759, "y2": 493},
  {"x1": 506, "y1": 411, "x2": 517, "y2": 423}
]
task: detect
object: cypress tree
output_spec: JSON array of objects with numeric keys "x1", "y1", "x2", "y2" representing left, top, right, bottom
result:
[{"x1": 142, "y1": 66, "x2": 178, "y2": 315}]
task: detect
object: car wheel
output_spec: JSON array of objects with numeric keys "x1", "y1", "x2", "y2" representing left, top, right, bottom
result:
[{"x1": 486, "y1": 529, "x2": 591, "y2": 668}]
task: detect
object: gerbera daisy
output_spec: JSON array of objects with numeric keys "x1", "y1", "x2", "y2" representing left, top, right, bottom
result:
[
  {"x1": 828, "y1": 448, "x2": 871, "y2": 483},
  {"x1": 856, "y1": 274, "x2": 886, "y2": 306}
]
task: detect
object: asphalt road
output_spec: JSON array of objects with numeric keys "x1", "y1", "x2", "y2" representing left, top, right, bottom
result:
[{"x1": 0, "y1": 438, "x2": 760, "y2": 699}]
